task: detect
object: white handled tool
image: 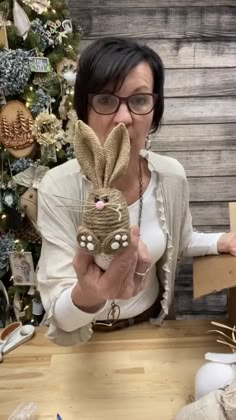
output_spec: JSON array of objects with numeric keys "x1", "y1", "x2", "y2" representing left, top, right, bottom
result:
[{"x1": 0, "y1": 323, "x2": 35, "y2": 362}]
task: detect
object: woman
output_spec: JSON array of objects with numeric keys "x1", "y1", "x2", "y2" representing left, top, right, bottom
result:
[{"x1": 37, "y1": 37, "x2": 236, "y2": 345}]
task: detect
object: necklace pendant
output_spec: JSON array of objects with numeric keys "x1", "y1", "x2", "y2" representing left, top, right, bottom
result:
[
  {"x1": 107, "y1": 300, "x2": 120, "y2": 322},
  {"x1": 105, "y1": 157, "x2": 143, "y2": 325}
]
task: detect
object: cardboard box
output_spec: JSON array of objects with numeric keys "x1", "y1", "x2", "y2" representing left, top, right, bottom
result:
[{"x1": 193, "y1": 202, "x2": 236, "y2": 324}]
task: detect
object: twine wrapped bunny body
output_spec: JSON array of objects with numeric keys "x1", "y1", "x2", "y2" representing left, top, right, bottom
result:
[{"x1": 73, "y1": 120, "x2": 131, "y2": 271}]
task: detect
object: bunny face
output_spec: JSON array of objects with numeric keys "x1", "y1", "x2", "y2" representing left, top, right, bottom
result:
[
  {"x1": 87, "y1": 62, "x2": 154, "y2": 159},
  {"x1": 82, "y1": 188, "x2": 129, "y2": 242}
]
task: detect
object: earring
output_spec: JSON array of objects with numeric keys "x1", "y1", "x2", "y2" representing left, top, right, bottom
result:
[{"x1": 145, "y1": 136, "x2": 151, "y2": 150}]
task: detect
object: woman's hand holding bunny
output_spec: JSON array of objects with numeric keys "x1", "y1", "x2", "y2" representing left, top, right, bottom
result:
[{"x1": 71, "y1": 225, "x2": 151, "y2": 313}]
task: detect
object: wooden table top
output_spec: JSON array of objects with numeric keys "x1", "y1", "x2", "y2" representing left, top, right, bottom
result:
[{"x1": 0, "y1": 320, "x2": 226, "y2": 420}]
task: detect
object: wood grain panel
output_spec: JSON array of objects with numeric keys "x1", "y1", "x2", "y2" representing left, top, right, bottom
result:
[
  {"x1": 150, "y1": 124, "x2": 236, "y2": 151},
  {"x1": 79, "y1": 39, "x2": 236, "y2": 68},
  {"x1": 68, "y1": 0, "x2": 236, "y2": 318},
  {"x1": 190, "y1": 202, "x2": 229, "y2": 226},
  {"x1": 0, "y1": 323, "x2": 226, "y2": 419},
  {"x1": 165, "y1": 68, "x2": 236, "y2": 97},
  {"x1": 74, "y1": 7, "x2": 236, "y2": 39},
  {"x1": 193, "y1": 225, "x2": 229, "y2": 232},
  {"x1": 188, "y1": 177, "x2": 236, "y2": 201},
  {"x1": 71, "y1": 1, "x2": 236, "y2": 7},
  {"x1": 159, "y1": 150, "x2": 236, "y2": 176},
  {"x1": 164, "y1": 98, "x2": 236, "y2": 124}
]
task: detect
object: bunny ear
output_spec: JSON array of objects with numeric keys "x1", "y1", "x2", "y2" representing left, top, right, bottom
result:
[
  {"x1": 103, "y1": 123, "x2": 130, "y2": 187},
  {"x1": 73, "y1": 120, "x2": 105, "y2": 188}
]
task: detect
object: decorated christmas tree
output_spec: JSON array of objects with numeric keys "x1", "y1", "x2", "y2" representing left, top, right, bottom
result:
[{"x1": 0, "y1": 0, "x2": 80, "y2": 327}]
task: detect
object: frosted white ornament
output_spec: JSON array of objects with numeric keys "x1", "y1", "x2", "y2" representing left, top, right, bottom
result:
[
  {"x1": 195, "y1": 361, "x2": 234, "y2": 400},
  {"x1": 13, "y1": 0, "x2": 31, "y2": 39},
  {"x1": 63, "y1": 70, "x2": 76, "y2": 87}
]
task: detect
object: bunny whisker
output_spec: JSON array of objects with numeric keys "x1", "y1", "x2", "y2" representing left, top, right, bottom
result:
[
  {"x1": 55, "y1": 204, "x2": 95, "y2": 208},
  {"x1": 52, "y1": 194, "x2": 81, "y2": 202},
  {"x1": 55, "y1": 205, "x2": 97, "y2": 213},
  {"x1": 55, "y1": 205, "x2": 81, "y2": 209},
  {"x1": 52, "y1": 194, "x2": 95, "y2": 206},
  {"x1": 54, "y1": 207, "x2": 98, "y2": 214},
  {"x1": 55, "y1": 207, "x2": 80, "y2": 213}
]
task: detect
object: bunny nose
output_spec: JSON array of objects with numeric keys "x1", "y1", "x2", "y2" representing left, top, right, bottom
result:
[{"x1": 95, "y1": 200, "x2": 105, "y2": 210}]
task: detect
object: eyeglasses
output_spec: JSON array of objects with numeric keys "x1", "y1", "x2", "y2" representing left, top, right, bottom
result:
[{"x1": 89, "y1": 93, "x2": 158, "y2": 115}]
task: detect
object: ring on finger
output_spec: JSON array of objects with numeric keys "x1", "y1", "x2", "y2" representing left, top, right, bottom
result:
[{"x1": 135, "y1": 266, "x2": 150, "y2": 277}]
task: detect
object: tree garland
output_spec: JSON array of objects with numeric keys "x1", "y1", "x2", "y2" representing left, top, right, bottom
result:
[
  {"x1": 0, "y1": 49, "x2": 32, "y2": 96},
  {"x1": 0, "y1": 0, "x2": 79, "y2": 326}
]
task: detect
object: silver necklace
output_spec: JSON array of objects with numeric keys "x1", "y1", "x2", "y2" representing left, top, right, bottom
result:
[{"x1": 107, "y1": 156, "x2": 143, "y2": 322}]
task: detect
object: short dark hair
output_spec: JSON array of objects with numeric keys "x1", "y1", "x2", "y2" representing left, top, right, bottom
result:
[{"x1": 74, "y1": 37, "x2": 164, "y2": 133}]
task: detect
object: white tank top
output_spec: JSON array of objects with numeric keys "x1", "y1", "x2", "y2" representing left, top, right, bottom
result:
[{"x1": 96, "y1": 171, "x2": 167, "y2": 320}]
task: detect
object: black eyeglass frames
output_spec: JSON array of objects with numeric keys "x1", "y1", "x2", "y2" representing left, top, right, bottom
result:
[{"x1": 88, "y1": 93, "x2": 158, "y2": 115}]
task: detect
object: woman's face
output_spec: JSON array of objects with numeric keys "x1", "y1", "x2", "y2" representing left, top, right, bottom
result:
[{"x1": 87, "y1": 62, "x2": 154, "y2": 159}]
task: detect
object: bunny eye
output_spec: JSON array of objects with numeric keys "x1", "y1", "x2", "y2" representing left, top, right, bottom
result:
[
  {"x1": 103, "y1": 196, "x2": 109, "y2": 203},
  {"x1": 94, "y1": 196, "x2": 100, "y2": 203}
]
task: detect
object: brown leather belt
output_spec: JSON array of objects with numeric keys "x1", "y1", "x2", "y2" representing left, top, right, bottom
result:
[{"x1": 92, "y1": 294, "x2": 162, "y2": 332}]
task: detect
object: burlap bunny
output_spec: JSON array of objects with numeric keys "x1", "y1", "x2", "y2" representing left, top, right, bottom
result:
[
  {"x1": 73, "y1": 120, "x2": 131, "y2": 270},
  {"x1": 175, "y1": 377, "x2": 236, "y2": 420}
]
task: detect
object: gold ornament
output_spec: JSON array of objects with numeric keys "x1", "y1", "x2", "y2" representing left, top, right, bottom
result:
[
  {"x1": 14, "y1": 165, "x2": 49, "y2": 229},
  {"x1": 0, "y1": 100, "x2": 36, "y2": 158},
  {"x1": 20, "y1": 0, "x2": 50, "y2": 15},
  {"x1": 57, "y1": 57, "x2": 78, "y2": 87},
  {"x1": 59, "y1": 95, "x2": 71, "y2": 120},
  {"x1": 65, "y1": 110, "x2": 78, "y2": 144},
  {"x1": 58, "y1": 93, "x2": 75, "y2": 121},
  {"x1": 32, "y1": 112, "x2": 64, "y2": 149}
]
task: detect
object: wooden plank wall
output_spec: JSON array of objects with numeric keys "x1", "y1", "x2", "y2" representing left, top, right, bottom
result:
[{"x1": 68, "y1": 0, "x2": 236, "y2": 318}]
